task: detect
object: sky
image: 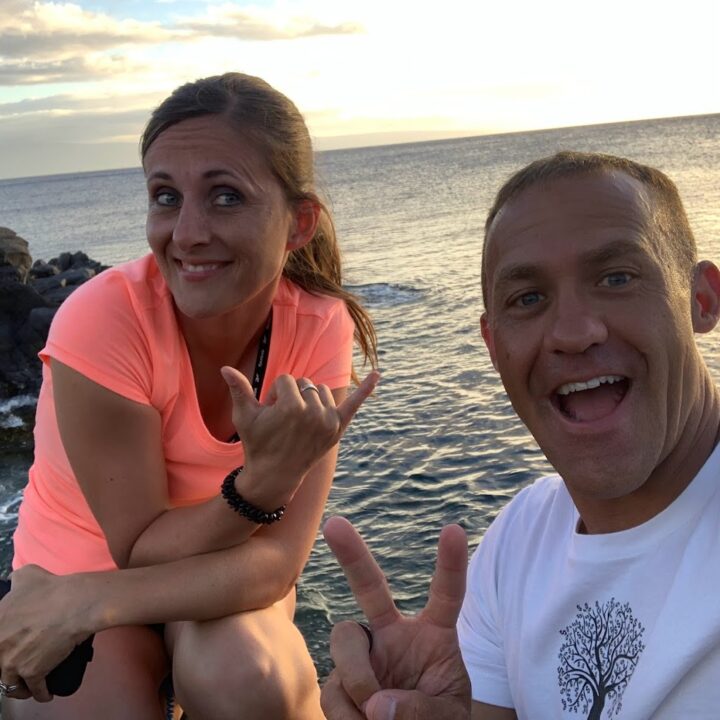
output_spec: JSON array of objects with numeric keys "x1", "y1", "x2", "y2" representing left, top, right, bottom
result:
[{"x1": 0, "y1": 0, "x2": 718, "y2": 180}]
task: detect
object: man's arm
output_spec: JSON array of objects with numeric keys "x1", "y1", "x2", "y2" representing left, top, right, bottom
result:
[{"x1": 473, "y1": 702, "x2": 518, "y2": 719}]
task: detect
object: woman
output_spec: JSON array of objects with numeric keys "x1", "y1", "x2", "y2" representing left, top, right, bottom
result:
[{"x1": 1, "y1": 72, "x2": 378, "y2": 719}]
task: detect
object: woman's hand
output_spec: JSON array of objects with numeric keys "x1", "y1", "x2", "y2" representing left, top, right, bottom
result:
[
  {"x1": 0, "y1": 565, "x2": 94, "y2": 702},
  {"x1": 320, "y1": 517, "x2": 471, "y2": 720},
  {"x1": 221, "y1": 368, "x2": 380, "y2": 508}
]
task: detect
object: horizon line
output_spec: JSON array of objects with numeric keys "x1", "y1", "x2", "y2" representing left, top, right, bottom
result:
[{"x1": 1, "y1": 110, "x2": 717, "y2": 184}]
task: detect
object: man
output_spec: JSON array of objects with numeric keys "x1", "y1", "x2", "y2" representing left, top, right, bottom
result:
[{"x1": 320, "y1": 151, "x2": 720, "y2": 719}]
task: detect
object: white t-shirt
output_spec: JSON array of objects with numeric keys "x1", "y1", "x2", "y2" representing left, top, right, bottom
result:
[{"x1": 458, "y1": 443, "x2": 720, "y2": 719}]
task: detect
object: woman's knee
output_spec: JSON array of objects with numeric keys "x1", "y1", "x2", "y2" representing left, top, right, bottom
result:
[{"x1": 171, "y1": 607, "x2": 320, "y2": 720}]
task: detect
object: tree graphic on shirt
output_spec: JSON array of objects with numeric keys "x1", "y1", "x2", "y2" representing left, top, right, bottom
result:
[{"x1": 557, "y1": 598, "x2": 645, "y2": 720}]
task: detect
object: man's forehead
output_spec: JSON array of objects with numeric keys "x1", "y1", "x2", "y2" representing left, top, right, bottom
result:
[
  {"x1": 489, "y1": 170, "x2": 650, "y2": 237},
  {"x1": 485, "y1": 171, "x2": 653, "y2": 263}
]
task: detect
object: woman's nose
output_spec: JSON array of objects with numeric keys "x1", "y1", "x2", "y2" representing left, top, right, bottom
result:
[{"x1": 171, "y1": 200, "x2": 211, "y2": 250}]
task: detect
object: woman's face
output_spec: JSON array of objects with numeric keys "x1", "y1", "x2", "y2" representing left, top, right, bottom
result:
[{"x1": 143, "y1": 114, "x2": 308, "y2": 321}]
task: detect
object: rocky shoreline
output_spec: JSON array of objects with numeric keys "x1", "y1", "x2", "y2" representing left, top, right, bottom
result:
[{"x1": 0, "y1": 227, "x2": 108, "y2": 450}]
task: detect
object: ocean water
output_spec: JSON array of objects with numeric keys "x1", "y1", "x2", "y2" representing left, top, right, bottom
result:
[{"x1": 1, "y1": 114, "x2": 719, "y2": 680}]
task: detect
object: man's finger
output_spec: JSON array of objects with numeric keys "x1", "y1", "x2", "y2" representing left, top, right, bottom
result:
[
  {"x1": 422, "y1": 524, "x2": 468, "y2": 628},
  {"x1": 365, "y1": 689, "x2": 469, "y2": 720},
  {"x1": 321, "y1": 670, "x2": 367, "y2": 720},
  {"x1": 330, "y1": 621, "x2": 381, "y2": 709},
  {"x1": 323, "y1": 516, "x2": 400, "y2": 628},
  {"x1": 336, "y1": 371, "x2": 380, "y2": 431}
]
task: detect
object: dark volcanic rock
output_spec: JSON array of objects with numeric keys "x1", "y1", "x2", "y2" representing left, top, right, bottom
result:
[
  {"x1": 0, "y1": 228, "x2": 32, "y2": 283},
  {"x1": 0, "y1": 232, "x2": 109, "y2": 402},
  {"x1": 29, "y1": 260, "x2": 59, "y2": 280}
]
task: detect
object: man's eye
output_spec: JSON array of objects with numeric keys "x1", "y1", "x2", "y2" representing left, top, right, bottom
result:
[
  {"x1": 515, "y1": 291, "x2": 542, "y2": 307},
  {"x1": 600, "y1": 272, "x2": 632, "y2": 288}
]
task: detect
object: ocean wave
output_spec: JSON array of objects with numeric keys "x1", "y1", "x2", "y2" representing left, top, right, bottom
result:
[
  {"x1": 347, "y1": 282, "x2": 425, "y2": 307},
  {"x1": 0, "y1": 395, "x2": 37, "y2": 430}
]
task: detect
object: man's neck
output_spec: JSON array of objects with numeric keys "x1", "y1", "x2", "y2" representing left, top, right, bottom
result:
[{"x1": 574, "y1": 374, "x2": 720, "y2": 535}]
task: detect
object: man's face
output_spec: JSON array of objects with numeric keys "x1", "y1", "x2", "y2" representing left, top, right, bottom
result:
[{"x1": 481, "y1": 171, "x2": 702, "y2": 512}]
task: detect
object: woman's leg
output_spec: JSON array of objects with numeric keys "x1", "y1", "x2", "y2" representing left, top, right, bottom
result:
[
  {"x1": 168, "y1": 589, "x2": 323, "y2": 720},
  {"x1": 3, "y1": 625, "x2": 169, "y2": 720}
]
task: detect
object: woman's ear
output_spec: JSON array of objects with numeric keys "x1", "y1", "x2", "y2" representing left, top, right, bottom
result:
[
  {"x1": 287, "y1": 199, "x2": 321, "y2": 251},
  {"x1": 480, "y1": 312, "x2": 499, "y2": 371},
  {"x1": 692, "y1": 260, "x2": 720, "y2": 334}
]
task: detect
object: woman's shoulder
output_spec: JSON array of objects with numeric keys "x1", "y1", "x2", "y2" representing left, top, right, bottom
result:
[
  {"x1": 275, "y1": 276, "x2": 349, "y2": 321},
  {"x1": 55, "y1": 254, "x2": 168, "y2": 322}
]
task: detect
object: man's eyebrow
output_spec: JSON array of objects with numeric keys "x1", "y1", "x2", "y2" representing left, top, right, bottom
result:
[
  {"x1": 579, "y1": 239, "x2": 645, "y2": 265},
  {"x1": 493, "y1": 262, "x2": 540, "y2": 290}
]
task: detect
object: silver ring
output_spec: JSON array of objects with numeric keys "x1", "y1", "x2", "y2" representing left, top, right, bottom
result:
[
  {"x1": 298, "y1": 380, "x2": 320, "y2": 395},
  {"x1": 0, "y1": 681, "x2": 19, "y2": 696}
]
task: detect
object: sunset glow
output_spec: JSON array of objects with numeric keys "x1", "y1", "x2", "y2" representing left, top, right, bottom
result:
[{"x1": 0, "y1": 0, "x2": 718, "y2": 179}]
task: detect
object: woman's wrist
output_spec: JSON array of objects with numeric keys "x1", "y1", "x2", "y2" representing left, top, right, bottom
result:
[
  {"x1": 58, "y1": 573, "x2": 113, "y2": 639},
  {"x1": 232, "y1": 464, "x2": 300, "y2": 511},
  {"x1": 221, "y1": 468, "x2": 286, "y2": 524}
]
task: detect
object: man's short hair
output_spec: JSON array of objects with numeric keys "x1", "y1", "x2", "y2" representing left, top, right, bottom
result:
[{"x1": 481, "y1": 151, "x2": 698, "y2": 309}]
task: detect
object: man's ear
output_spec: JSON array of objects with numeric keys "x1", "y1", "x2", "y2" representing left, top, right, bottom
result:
[
  {"x1": 480, "y1": 312, "x2": 498, "y2": 371},
  {"x1": 692, "y1": 260, "x2": 720, "y2": 334},
  {"x1": 287, "y1": 199, "x2": 321, "y2": 251}
]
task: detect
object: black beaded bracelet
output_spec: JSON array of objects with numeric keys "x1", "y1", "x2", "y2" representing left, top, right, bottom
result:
[{"x1": 220, "y1": 467, "x2": 286, "y2": 525}]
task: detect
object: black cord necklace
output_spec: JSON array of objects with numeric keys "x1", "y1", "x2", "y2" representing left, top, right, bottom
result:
[{"x1": 227, "y1": 314, "x2": 272, "y2": 443}]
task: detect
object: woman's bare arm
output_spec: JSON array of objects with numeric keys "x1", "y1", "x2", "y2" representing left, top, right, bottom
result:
[
  {"x1": 52, "y1": 360, "x2": 265, "y2": 569},
  {"x1": 52, "y1": 361, "x2": 375, "y2": 573}
]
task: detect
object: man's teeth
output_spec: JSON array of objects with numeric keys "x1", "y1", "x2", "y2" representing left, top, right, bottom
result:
[
  {"x1": 183, "y1": 263, "x2": 221, "y2": 272},
  {"x1": 557, "y1": 375, "x2": 625, "y2": 396}
]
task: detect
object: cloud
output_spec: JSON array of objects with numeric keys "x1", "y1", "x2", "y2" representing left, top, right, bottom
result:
[
  {"x1": 0, "y1": 1, "x2": 363, "y2": 86},
  {"x1": 0, "y1": 91, "x2": 160, "y2": 116},
  {"x1": 0, "y1": 55, "x2": 149, "y2": 85},
  {"x1": 0, "y1": 2, "x2": 172, "y2": 58},
  {"x1": 178, "y1": 9, "x2": 363, "y2": 40}
]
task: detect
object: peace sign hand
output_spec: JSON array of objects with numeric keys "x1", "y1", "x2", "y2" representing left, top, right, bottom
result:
[{"x1": 321, "y1": 517, "x2": 471, "y2": 720}]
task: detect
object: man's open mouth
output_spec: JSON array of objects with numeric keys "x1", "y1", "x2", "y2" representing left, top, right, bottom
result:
[{"x1": 553, "y1": 375, "x2": 629, "y2": 422}]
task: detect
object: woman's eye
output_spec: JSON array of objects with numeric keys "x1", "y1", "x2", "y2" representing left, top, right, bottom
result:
[
  {"x1": 600, "y1": 272, "x2": 632, "y2": 288},
  {"x1": 154, "y1": 191, "x2": 179, "y2": 207},
  {"x1": 215, "y1": 191, "x2": 243, "y2": 206}
]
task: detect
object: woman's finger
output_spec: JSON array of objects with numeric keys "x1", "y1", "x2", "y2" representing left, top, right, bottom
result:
[
  {"x1": 336, "y1": 371, "x2": 380, "y2": 432},
  {"x1": 0, "y1": 675, "x2": 31, "y2": 701},
  {"x1": 296, "y1": 377, "x2": 323, "y2": 406},
  {"x1": 422, "y1": 524, "x2": 468, "y2": 629},
  {"x1": 21, "y1": 672, "x2": 51, "y2": 703},
  {"x1": 323, "y1": 516, "x2": 400, "y2": 629},
  {"x1": 316, "y1": 383, "x2": 334, "y2": 406},
  {"x1": 221, "y1": 365, "x2": 260, "y2": 428}
]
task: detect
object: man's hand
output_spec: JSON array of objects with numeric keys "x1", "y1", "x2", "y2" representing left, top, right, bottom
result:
[{"x1": 321, "y1": 516, "x2": 471, "y2": 720}]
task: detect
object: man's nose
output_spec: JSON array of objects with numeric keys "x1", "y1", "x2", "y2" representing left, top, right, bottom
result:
[{"x1": 543, "y1": 294, "x2": 608, "y2": 354}]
